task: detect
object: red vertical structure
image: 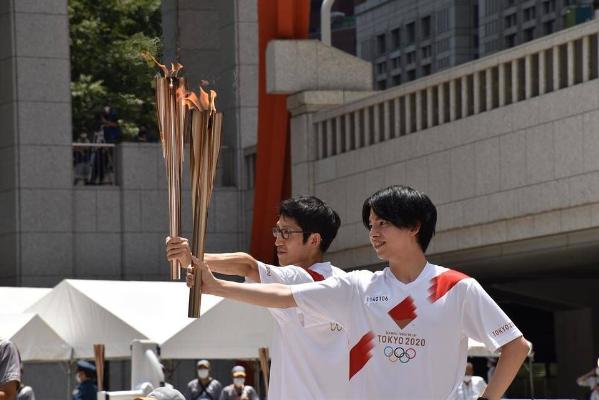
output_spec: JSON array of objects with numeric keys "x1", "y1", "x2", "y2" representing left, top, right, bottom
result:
[{"x1": 250, "y1": 0, "x2": 311, "y2": 264}]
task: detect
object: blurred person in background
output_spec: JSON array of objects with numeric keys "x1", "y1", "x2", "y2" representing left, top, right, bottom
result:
[
  {"x1": 185, "y1": 360, "x2": 222, "y2": 400},
  {"x1": 219, "y1": 366, "x2": 258, "y2": 400},
  {"x1": 0, "y1": 339, "x2": 20, "y2": 400}
]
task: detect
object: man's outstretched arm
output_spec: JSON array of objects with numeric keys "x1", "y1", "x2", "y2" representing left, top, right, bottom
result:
[
  {"x1": 166, "y1": 236, "x2": 260, "y2": 282},
  {"x1": 190, "y1": 259, "x2": 297, "y2": 308}
]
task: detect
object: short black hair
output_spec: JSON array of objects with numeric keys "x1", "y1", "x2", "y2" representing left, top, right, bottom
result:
[
  {"x1": 362, "y1": 185, "x2": 437, "y2": 252},
  {"x1": 279, "y1": 196, "x2": 341, "y2": 253}
]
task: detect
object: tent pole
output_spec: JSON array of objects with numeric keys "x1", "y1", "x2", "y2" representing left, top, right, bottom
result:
[{"x1": 66, "y1": 348, "x2": 74, "y2": 399}]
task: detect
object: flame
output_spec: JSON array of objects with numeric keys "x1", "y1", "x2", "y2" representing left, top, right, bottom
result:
[
  {"x1": 143, "y1": 51, "x2": 184, "y2": 78},
  {"x1": 182, "y1": 86, "x2": 217, "y2": 113}
]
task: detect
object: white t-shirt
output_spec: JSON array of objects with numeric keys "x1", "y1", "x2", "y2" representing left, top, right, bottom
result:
[
  {"x1": 291, "y1": 263, "x2": 523, "y2": 400},
  {"x1": 456, "y1": 376, "x2": 487, "y2": 400},
  {"x1": 254, "y1": 261, "x2": 349, "y2": 400}
]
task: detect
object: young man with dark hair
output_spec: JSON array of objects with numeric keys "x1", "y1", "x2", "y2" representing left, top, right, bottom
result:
[
  {"x1": 186, "y1": 185, "x2": 530, "y2": 400},
  {"x1": 166, "y1": 196, "x2": 348, "y2": 400}
]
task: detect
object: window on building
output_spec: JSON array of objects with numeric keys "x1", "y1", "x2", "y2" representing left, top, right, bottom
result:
[
  {"x1": 437, "y1": 37, "x2": 450, "y2": 53},
  {"x1": 437, "y1": 57, "x2": 450, "y2": 69},
  {"x1": 437, "y1": 9, "x2": 450, "y2": 33},
  {"x1": 377, "y1": 33, "x2": 386, "y2": 55},
  {"x1": 392, "y1": 74, "x2": 401, "y2": 86},
  {"x1": 407, "y1": 22, "x2": 416, "y2": 45},
  {"x1": 505, "y1": 33, "x2": 516, "y2": 48},
  {"x1": 505, "y1": 13, "x2": 517, "y2": 28},
  {"x1": 543, "y1": 0, "x2": 556, "y2": 14},
  {"x1": 422, "y1": 65, "x2": 432, "y2": 76},
  {"x1": 543, "y1": 19, "x2": 555, "y2": 34},
  {"x1": 376, "y1": 61, "x2": 387, "y2": 75},
  {"x1": 505, "y1": 0, "x2": 516, "y2": 6},
  {"x1": 377, "y1": 79, "x2": 387, "y2": 90},
  {"x1": 421, "y1": 45, "x2": 432, "y2": 59},
  {"x1": 421, "y1": 16, "x2": 432, "y2": 39},
  {"x1": 391, "y1": 56, "x2": 401, "y2": 69},
  {"x1": 391, "y1": 28, "x2": 401, "y2": 49},
  {"x1": 524, "y1": 27, "x2": 535, "y2": 42},
  {"x1": 407, "y1": 70, "x2": 416, "y2": 81},
  {"x1": 524, "y1": 6, "x2": 536, "y2": 21},
  {"x1": 406, "y1": 51, "x2": 416, "y2": 65}
]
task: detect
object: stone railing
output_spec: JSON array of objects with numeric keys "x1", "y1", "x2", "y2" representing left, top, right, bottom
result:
[{"x1": 313, "y1": 20, "x2": 599, "y2": 159}]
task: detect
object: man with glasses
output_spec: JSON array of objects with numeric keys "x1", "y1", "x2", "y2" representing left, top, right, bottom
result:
[{"x1": 166, "y1": 196, "x2": 348, "y2": 400}]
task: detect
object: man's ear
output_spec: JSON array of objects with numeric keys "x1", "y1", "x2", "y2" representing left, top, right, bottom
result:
[
  {"x1": 310, "y1": 233, "x2": 322, "y2": 248},
  {"x1": 409, "y1": 223, "x2": 421, "y2": 237}
]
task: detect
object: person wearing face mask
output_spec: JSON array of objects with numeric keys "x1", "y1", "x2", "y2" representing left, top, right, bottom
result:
[
  {"x1": 184, "y1": 360, "x2": 222, "y2": 400},
  {"x1": 219, "y1": 366, "x2": 258, "y2": 400},
  {"x1": 576, "y1": 361, "x2": 599, "y2": 400},
  {"x1": 456, "y1": 362, "x2": 487, "y2": 400},
  {"x1": 72, "y1": 360, "x2": 97, "y2": 400}
]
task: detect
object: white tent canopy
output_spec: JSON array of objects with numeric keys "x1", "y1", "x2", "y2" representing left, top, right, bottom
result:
[
  {"x1": 26, "y1": 279, "x2": 273, "y2": 359},
  {"x1": 0, "y1": 287, "x2": 51, "y2": 313},
  {"x1": 161, "y1": 297, "x2": 273, "y2": 359},
  {"x1": 0, "y1": 313, "x2": 71, "y2": 361}
]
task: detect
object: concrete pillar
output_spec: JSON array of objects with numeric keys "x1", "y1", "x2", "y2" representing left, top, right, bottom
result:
[
  {"x1": 353, "y1": 111, "x2": 361, "y2": 148},
  {"x1": 486, "y1": 68, "x2": 493, "y2": 110},
  {"x1": 438, "y1": 84, "x2": 446, "y2": 123},
  {"x1": 539, "y1": 50, "x2": 547, "y2": 95},
  {"x1": 383, "y1": 101, "x2": 391, "y2": 140},
  {"x1": 415, "y1": 91, "x2": 423, "y2": 131},
  {"x1": 582, "y1": 35, "x2": 591, "y2": 82},
  {"x1": 405, "y1": 95, "x2": 412, "y2": 134},
  {"x1": 499, "y1": 63, "x2": 506, "y2": 106},
  {"x1": 0, "y1": 0, "x2": 74, "y2": 286},
  {"x1": 567, "y1": 40, "x2": 575, "y2": 87},
  {"x1": 426, "y1": 87, "x2": 434, "y2": 127},
  {"x1": 372, "y1": 106, "x2": 380, "y2": 144},
  {"x1": 344, "y1": 113, "x2": 352, "y2": 150},
  {"x1": 553, "y1": 45, "x2": 560, "y2": 90},
  {"x1": 449, "y1": 80, "x2": 457, "y2": 121},
  {"x1": 511, "y1": 59, "x2": 519, "y2": 103},
  {"x1": 363, "y1": 107, "x2": 371, "y2": 145},
  {"x1": 394, "y1": 98, "x2": 401, "y2": 137},
  {"x1": 317, "y1": 122, "x2": 324, "y2": 159},
  {"x1": 335, "y1": 116, "x2": 343, "y2": 152},
  {"x1": 461, "y1": 76, "x2": 468, "y2": 118},
  {"x1": 473, "y1": 72, "x2": 480, "y2": 114},
  {"x1": 525, "y1": 54, "x2": 533, "y2": 99},
  {"x1": 326, "y1": 119, "x2": 334, "y2": 156}
]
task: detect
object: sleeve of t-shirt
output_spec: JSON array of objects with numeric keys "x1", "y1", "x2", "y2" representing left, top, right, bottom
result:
[
  {"x1": 462, "y1": 279, "x2": 523, "y2": 353},
  {"x1": 0, "y1": 340, "x2": 21, "y2": 385},
  {"x1": 291, "y1": 272, "x2": 358, "y2": 328},
  {"x1": 246, "y1": 262, "x2": 313, "y2": 322}
]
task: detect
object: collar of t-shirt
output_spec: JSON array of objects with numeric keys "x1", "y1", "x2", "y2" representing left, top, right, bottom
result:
[
  {"x1": 298, "y1": 262, "x2": 332, "y2": 281},
  {"x1": 383, "y1": 262, "x2": 434, "y2": 288}
]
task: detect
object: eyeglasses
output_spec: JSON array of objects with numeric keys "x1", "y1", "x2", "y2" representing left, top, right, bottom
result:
[{"x1": 271, "y1": 226, "x2": 307, "y2": 240}]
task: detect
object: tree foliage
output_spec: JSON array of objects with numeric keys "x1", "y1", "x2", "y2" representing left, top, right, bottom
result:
[{"x1": 69, "y1": 0, "x2": 162, "y2": 139}]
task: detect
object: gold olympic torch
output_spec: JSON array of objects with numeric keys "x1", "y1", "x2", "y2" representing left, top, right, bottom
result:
[
  {"x1": 154, "y1": 60, "x2": 187, "y2": 281},
  {"x1": 151, "y1": 53, "x2": 223, "y2": 318},
  {"x1": 184, "y1": 87, "x2": 222, "y2": 318}
]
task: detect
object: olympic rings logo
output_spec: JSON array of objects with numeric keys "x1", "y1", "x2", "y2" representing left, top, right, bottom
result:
[
  {"x1": 330, "y1": 322, "x2": 343, "y2": 331},
  {"x1": 383, "y1": 346, "x2": 416, "y2": 363}
]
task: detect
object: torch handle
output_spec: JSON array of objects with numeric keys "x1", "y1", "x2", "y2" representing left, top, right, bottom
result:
[{"x1": 188, "y1": 252, "x2": 203, "y2": 318}]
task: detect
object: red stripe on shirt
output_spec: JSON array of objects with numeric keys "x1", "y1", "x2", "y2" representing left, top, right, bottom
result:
[
  {"x1": 388, "y1": 296, "x2": 417, "y2": 329},
  {"x1": 428, "y1": 269, "x2": 469, "y2": 303},
  {"x1": 349, "y1": 331, "x2": 375, "y2": 380},
  {"x1": 304, "y1": 268, "x2": 325, "y2": 281}
]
